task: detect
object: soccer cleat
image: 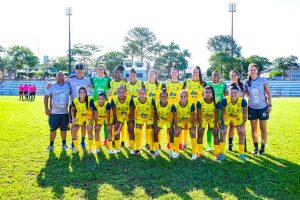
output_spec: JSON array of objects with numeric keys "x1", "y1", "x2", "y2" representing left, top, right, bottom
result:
[
  {"x1": 167, "y1": 143, "x2": 170, "y2": 150},
  {"x1": 240, "y1": 154, "x2": 247, "y2": 161},
  {"x1": 154, "y1": 150, "x2": 159, "y2": 157},
  {"x1": 145, "y1": 144, "x2": 150, "y2": 150},
  {"x1": 72, "y1": 148, "x2": 79, "y2": 154},
  {"x1": 103, "y1": 139, "x2": 108, "y2": 146},
  {"x1": 198, "y1": 154, "x2": 203, "y2": 159},
  {"x1": 80, "y1": 140, "x2": 86, "y2": 149},
  {"x1": 259, "y1": 149, "x2": 265, "y2": 155},
  {"x1": 108, "y1": 149, "x2": 115, "y2": 154},
  {"x1": 172, "y1": 152, "x2": 179, "y2": 159},
  {"x1": 191, "y1": 154, "x2": 198, "y2": 160},
  {"x1": 135, "y1": 150, "x2": 140, "y2": 156},
  {"x1": 215, "y1": 154, "x2": 220, "y2": 161},
  {"x1": 228, "y1": 144, "x2": 233, "y2": 152},
  {"x1": 94, "y1": 148, "x2": 100, "y2": 154},
  {"x1": 47, "y1": 146, "x2": 54, "y2": 151},
  {"x1": 179, "y1": 143, "x2": 183, "y2": 150},
  {"x1": 62, "y1": 145, "x2": 69, "y2": 150},
  {"x1": 121, "y1": 141, "x2": 125, "y2": 147},
  {"x1": 206, "y1": 147, "x2": 213, "y2": 152},
  {"x1": 150, "y1": 150, "x2": 155, "y2": 156},
  {"x1": 129, "y1": 149, "x2": 135, "y2": 155},
  {"x1": 169, "y1": 150, "x2": 174, "y2": 158},
  {"x1": 220, "y1": 153, "x2": 226, "y2": 161},
  {"x1": 253, "y1": 149, "x2": 259, "y2": 155},
  {"x1": 115, "y1": 149, "x2": 120, "y2": 153}
]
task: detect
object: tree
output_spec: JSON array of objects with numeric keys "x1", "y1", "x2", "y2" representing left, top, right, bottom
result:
[
  {"x1": 207, "y1": 35, "x2": 242, "y2": 56},
  {"x1": 269, "y1": 69, "x2": 284, "y2": 78},
  {"x1": 0, "y1": 45, "x2": 8, "y2": 77},
  {"x1": 245, "y1": 55, "x2": 272, "y2": 72},
  {"x1": 6, "y1": 45, "x2": 39, "y2": 76},
  {"x1": 97, "y1": 51, "x2": 126, "y2": 73},
  {"x1": 71, "y1": 43, "x2": 101, "y2": 69},
  {"x1": 123, "y1": 27, "x2": 157, "y2": 61},
  {"x1": 49, "y1": 56, "x2": 68, "y2": 72},
  {"x1": 273, "y1": 55, "x2": 298, "y2": 75}
]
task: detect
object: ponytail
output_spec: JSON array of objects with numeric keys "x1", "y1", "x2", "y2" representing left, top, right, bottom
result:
[
  {"x1": 78, "y1": 87, "x2": 89, "y2": 110},
  {"x1": 195, "y1": 66, "x2": 204, "y2": 85},
  {"x1": 247, "y1": 63, "x2": 259, "y2": 87},
  {"x1": 230, "y1": 69, "x2": 243, "y2": 92}
]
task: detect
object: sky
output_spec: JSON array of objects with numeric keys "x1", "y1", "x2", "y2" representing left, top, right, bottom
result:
[{"x1": 0, "y1": 0, "x2": 299, "y2": 71}]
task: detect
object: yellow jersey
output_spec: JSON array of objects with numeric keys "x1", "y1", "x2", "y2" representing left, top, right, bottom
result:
[
  {"x1": 165, "y1": 80, "x2": 183, "y2": 104},
  {"x1": 184, "y1": 79, "x2": 206, "y2": 105},
  {"x1": 197, "y1": 98, "x2": 220, "y2": 121},
  {"x1": 144, "y1": 81, "x2": 163, "y2": 101},
  {"x1": 126, "y1": 80, "x2": 143, "y2": 98},
  {"x1": 72, "y1": 97, "x2": 93, "y2": 119},
  {"x1": 110, "y1": 80, "x2": 125, "y2": 98},
  {"x1": 222, "y1": 96, "x2": 247, "y2": 119},
  {"x1": 133, "y1": 97, "x2": 155, "y2": 120},
  {"x1": 93, "y1": 100, "x2": 112, "y2": 124},
  {"x1": 172, "y1": 101, "x2": 195, "y2": 123},
  {"x1": 156, "y1": 100, "x2": 173, "y2": 123},
  {"x1": 111, "y1": 96, "x2": 132, "y2": 123}
]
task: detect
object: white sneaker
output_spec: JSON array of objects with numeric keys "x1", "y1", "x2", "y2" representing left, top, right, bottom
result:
[
  {"x1": 115, "y1": 149, "x2": 120, "y2": 153},
  {"x1": 169, "y1": 150, "x2": 174, "y2": 158},
  {"x1": 206, "y1": 147, "x2": 213, "y2": 152},
  {"x1": 46, "y1": 146, "x2": 54, "y2": 151},
  {"x1": 130, "y1": 150, "x2": 135, "y2": 155},
  {"x1": 94, "y1": 148, "x2": 100, "y2": 154},
  {"x1": 154, "y1": 150, "x2": 159, "y2": 157},
  {"x1": 191, "y1": 154, "x2": 198, "y2": 160},
  {"x1": 62, "y1": 145, "x2": 69, "y2": 150},
  {"x1": 88, "y1": 149, "x2": 93, "y2": 154},
  {"x1": 172, "y1": 152, "x2": 179, "y2": 159},
  {"x1": 108, "y1": 149, "x2": 115, "y2": 154},
  {"x1": 72, "y1": 148, "x2": 79, "y2": 154}
]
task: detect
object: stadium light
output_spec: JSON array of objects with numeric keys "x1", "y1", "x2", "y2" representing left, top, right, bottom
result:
[
  {"x1": 229, "y1": 3, "x2": 236, "y2": 65},
  {"x1": 66, "y1": 7, "x2": 72, "y2": 75}
]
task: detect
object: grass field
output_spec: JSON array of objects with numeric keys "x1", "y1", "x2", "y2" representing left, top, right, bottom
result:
[{"x1": 0, "y1": 96, "x2": 299, "y2": 200}]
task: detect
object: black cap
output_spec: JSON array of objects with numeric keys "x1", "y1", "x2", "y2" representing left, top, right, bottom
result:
[{"x1": 75, "y1": 64, "x2": 84, "y2": 70}]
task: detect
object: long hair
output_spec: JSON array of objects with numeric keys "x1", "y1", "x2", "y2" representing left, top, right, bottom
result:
[
  {"x1": 247, "y1": 63, "x2": 259, "y2": 87},
  {"x1": 148, "y1": 69, "x2": 159, "y2": 87},
  {"x1": 97, "y1": 64, "x2": 108, "y2": 76},
  {"x1": 78, "y1": 87, "x2": 89, "y2": 109},
  {"x1": 230, "y1": 69, "x2": 243, "y2": 92},
  {"x1": 194, "y1": 66, "x2": 204, "y2": 85},
  {"x1": 204, "y1": 85, "x2": 216, "y2": 108}
]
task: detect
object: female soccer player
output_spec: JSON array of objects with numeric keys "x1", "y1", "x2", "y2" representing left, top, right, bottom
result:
[
  {"x1": 154, "y1": 89, "x2": 173, "y2": 157},
  {"x1": 172, "y1": 90, "x2": 196, "y2": 159},
  {"x1": 92, "y1": 92, "x2": 113, "y2": 154},
  {"x1": 18, "y1": 84, "x2": 23, "y2": 100},
  {"x1": 219, "y1": 85, "x2": 248, "y2": 161},
  {"x1": 71, "y1": 87, "x2": 95, "y2": 153},
  {"x1": 244, "y1": 63, "x2": 272, "y2": 155},
  {"x1": 206, "y1": 70, "x2": 227, "y2": 151},
  {"x1": 143, "y1": 69, "x2": 163, "y2": 149},
  {"x1": 228, "y1": 70, "x2": 246, "y2": 151},
  {"x1": 111, "y1": 85, "x2": 134, "y2": 154},
  {"x1": 126, "y1": 68, "x2": 143, "y2": 98},
  {"x1": 131, "y1": 86, "x2": 157, "y2": 156},
  {"x1": 197, "y1": 85, "x2": 221, "y2": 160}
]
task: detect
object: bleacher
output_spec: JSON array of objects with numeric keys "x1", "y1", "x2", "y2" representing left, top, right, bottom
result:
[{"x1": 0, "y1": 80, "x2": 299, "y2": 97}]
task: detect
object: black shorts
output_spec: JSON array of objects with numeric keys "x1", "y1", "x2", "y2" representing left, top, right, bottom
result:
[
  {"x1": 19, "y1": 91, "x2": 23, "y2": 95},
  {"x1": 49, "y1": 114, "x2": 69, "y2": 131},
  {"x1": 248, "y1": 106, "x2": 269, "y2": 120},
  {"x1": 24, "y1": 91, "x2": 28, "y2": 95},
  {"x1": 32, "y1": 92, "x2": 36, "y2": 95},
  {"x1": 29, "y1": 92, "x2": 33, "y2": 96}
]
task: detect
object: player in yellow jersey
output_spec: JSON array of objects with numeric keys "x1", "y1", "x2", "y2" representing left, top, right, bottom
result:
[
  {"x1": 131, "y1": 86, "x2": 157, "y2": 156},
  {"x1": 165, "y1": 67, "x2": 183, "y2": 149},
  {"x1": 143, "y1": 69, "x2": 163, "y2": 149},
  {"x1": 172, "y1": 90, "x2": 196, "y2": 159},
  {"x1": 197, "y1": 85, "x2": 221, "y2": 160},
  {"x1": 126, "y1": 68, "x2": 143, "y2": 98},
  {"x1": 154, "y1": 89, "x2": 173, "y2": 157},
  {"x1": 219, "y1": 85, "x2": 248, "y2": 161},
  {"x1": 92, "y1": 92, "x2": 113, "y2": 154},
  {"x1": 111, "y1": 85, "x2": 134, "y2": 154},
  {"x1": 71, "y1": 87, "x2": 95, "y2": 154}
]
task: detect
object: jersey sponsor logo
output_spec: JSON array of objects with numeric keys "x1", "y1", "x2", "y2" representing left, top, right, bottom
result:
[
  {"x1": 169, "y1": 91, "x2": 176, "y2": 98},
  {"x1": 191, "y1": 90, "x2": 198, "y2": 98},
  {"x1": 121, "y1": 111, "x2": 127, "y2": 116},
  {"x1": 141, "y1": 112, "x2": 148, "y2": 118}
]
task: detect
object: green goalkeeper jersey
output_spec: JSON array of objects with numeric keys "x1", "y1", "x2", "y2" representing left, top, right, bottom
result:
[
  {"x1": 207, "y1": 81, "x2": 227, "y2": 101},
  {"x1": 91, "y1": 76, "x2": 112, "y2": 101}
]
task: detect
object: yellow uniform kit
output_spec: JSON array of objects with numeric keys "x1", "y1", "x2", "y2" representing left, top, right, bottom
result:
[
  {"x1": 156, "y1": 101, "x2": 173, "y2": 129},
  {"x1": 126, "y1": 80, "x2": 143, "y2": 98},
  {"x1": 197, "y1": 98, "x2": 221, "y2": 128},
  {"x1": 72, "y1": 97, "x2": 94, "y2": 126},
  {"x1": 172, "y1": 101, "x2": 195, "y2": 129},
  {"x1": 110, "y1": 80, "x2": 126, "y2": 98},
  {"x1": 165, "y1": 80, "x2": 183, "y2": 104},
  {"x1": 184, "y1": 79, "x2": 206, "y2": 105},
  {"x1": 132, "y1": 97, "x2": 156, "y2": 125},
  {"x1": 144, "y1": 81, "x2": 163, "y2": 101},
  {"x1": 222, "y1": 96, "x2": 247, "y2": 127},
  {"x1": 111, "y1": 96, "x2": 132, "y2": 123},
  {"x1": 93, "y1": 100, "x2": 112, "y2": 124}
]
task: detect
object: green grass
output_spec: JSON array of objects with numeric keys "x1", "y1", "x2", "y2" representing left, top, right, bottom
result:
[{"x1": 0, "y1": 96, "x2": 299, "y2": 200}]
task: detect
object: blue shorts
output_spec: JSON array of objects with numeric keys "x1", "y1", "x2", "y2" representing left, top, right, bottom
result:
[
  {"x1": 248, "y1": 106, "x2": 269, "y2": 120},
  {"x1": 49, "y1": 114, "x2": 69, "y2": 131}
]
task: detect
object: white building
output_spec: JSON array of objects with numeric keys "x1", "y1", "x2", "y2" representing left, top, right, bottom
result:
[{"x1": 123, "y1": 61, "x2": 149, "y2": 81}]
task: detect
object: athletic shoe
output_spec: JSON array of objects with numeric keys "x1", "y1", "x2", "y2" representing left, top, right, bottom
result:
[
  {"x1": 179, "y1": 144, "x2": 183, "y2": 150},
  {"x1": 191, "y1": 154, "x2": 198, "y2": 160},
  {"x1": 88, "y1": 149, "x2": 93, "y2": 154},
  {"x1": 47, "y1": 146, "x2": 54, "y2": 151},
  {"x1": 169, "y1": 150, "x2": 174, "y2": 158},
  {"x1": 129, "y1": 150, "x2": 135, "y2": 155},
  {"x1": 220, "y1": 153, "x2": 226, "y2": 161},
  {"x1": 206, "y1": 147, "x2": 213, "y2": 152},
  {"x1": 145, "y1": 144, "x2": 150, "y2": 150},
  {"x1": 150, "y1": 150, "x2": 155, "y2": 156},
  {"x1": 253, "y1": 149, "x2": 259, "y2": 155},
  {"x1": 240, "y1": 154, "x2": 247, "y2": 161},
  {"x1": 72, "y1": 148, "x2": 79, "y2": 154},
  {"x1": 228, "y1": 144, "x2": 233, "y2": 151},
  {"x1": 172, "y1": 152, "x2": 179, "y2": 159},
  {"x1": 115, "y1": 149, "x2": 120, "y2": 154},
  {"x1": 62, "y1": 145, "x2": 69, "y2": 150},
  {"x1": 80, "y1": 140, "x2": 86, "y2": 149},
  {"x1": 259, "y1": 149, "x2": 265, "y2": 155},
  {"x1": 108, "y1": 149, "x2": 115, "y2": 154},
  {"x1": 103, "y1": 139, "x2": 108, "y2": 146},
  {"x1": 121, "y1": 141, "x2": 125, "y2": 147},
  {"x1": 215, "y1": 154, "x2": 220, "y2": 161},
  {"x1": 167, "y1": 143, "x2": 170, "y2": 150},
  {"x1": 94, "y1": 148, "x2": 100, "y2": 154},
  {"x1": 135, "y1": 150, "x2": 140, "y2": 156},
  {"x1": 198, "y1": 154, "x2": 203, "y2": 159},
  {"x1": 154, "y1": 150, "x2": 159, "y2": 157}
]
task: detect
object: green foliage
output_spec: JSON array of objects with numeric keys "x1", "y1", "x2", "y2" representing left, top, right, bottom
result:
[
  {"x1": 97, "y1": 51, "x2": 126, "y2": 73},
  {"x1": 71, "y1": 43, "x2": 101, "y2": 69},
  {"x1": 269, "y1": 69, "x2": 284, "y2": 78},
  {"x1": 273, "y1": 55, "x2": 298, "y2": 73},
  {"x1": 207, "y1": 35, "x2": 242, "y2": 56},
  {"x1": 49, "y1": 56, "x2": 68, "y2": 72},
  {"x1": 245, "y1": 55, "x2": 272, "y2": 72}
]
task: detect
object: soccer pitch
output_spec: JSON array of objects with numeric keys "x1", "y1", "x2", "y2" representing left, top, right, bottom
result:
[{"x1": 0, "y1": 96, "x2": 299, "y2": 199}]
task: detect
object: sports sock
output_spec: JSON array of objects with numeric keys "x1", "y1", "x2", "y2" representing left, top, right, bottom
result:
[
  {"x1": 95, "y1": 140, "x2": 101, "y2": 149},
  {"x1": 135, "y1": 128, "x2": 142, "y2": 151},
  {"x1": 108, "y1": 141, "x2": 113, "y2": 150},
  {"x1": 239, "y1": 144, "x2": 245, "y2": 154},
  {"x1": 198, "y1": 143, "x2": 203, "y2": 155},
  {"x1": 73, "y1": 139, "x2": 79, "y2": 149},
  {"x1": 146, "y1": 129, "x2": 154, "y2": 151},
  {"x1": 50, "y1": 141, "x2": 54, "y2": 147},
  {"x1": 229, "y1": 137, "x2": 233, "y2": 145},
  {"x1": 207, "y1": 129, "x2": 213, "y2": 148},
  {"x1": 254, "y1": 142, "x2": 258, "y2": 150},
  {"x1": 214, "y1": 145, "x2": 220, "y2": 156},
  {"x1": 191, "y1": 138, "x2": 197, "y2": 154},
  {"x1": 104, "y1": 123, "x2": 108, "y2": 140},
  {"x1": 115, "y1": 140, "x2": 121, "y2": 149},
  {"x1": 220, "y1": 142, "x2": 225, "y2": 154},
  {"x1": 174, "y1": 136, "x2": 180, "y2": 153},
  {"x1": 88, "y1": 140, "x2": 93, "y2": 150}
]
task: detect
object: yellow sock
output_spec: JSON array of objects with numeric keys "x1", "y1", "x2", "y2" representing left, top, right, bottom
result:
[
  {"x1": 73, "y1": 139, "x2": 79, "y2": 150},
  {"x1": 166, "y1": 129, "x2": 170, "y2": 143},
  {"x1": 214, "y1": 145, "x2": 220, "y2": 156},
  {"x1": 158, "y1": 130, "x2": 162, "y2": 144},
  {"x1": 129, "y1": 140, "x2": 134, "y2": 149},
  {"x1": 135, "y1": 128, "x2": 142, "y2": 150},
  {"x1": 198, "y1": 143, "x2": 203, "y2": 155},
  {"x1": 220, "y1": 142, "x2": 225, "y2": 154},
  {"x1": 239, "y1": 144, "x2": 245, "y2": 154},
  {"x1": 88, "y1": 140, "x2": 93, "y2": 150},
  {"x1": 184, "y1": 129, "x2": 188, "y2": 143},
  {"x1": 115, "y1": 140, "x2": 120, "y2": 149},
  {"x1": 170, "y1": 143, "x2": 174, "y2": 151},
  {"x1": 179, "y1": 132, "x2": 183, "y2": 144},
  {"x1": 174, "y1": 136, "x2": 180, "y2": 153},
  {"x1": 154, "y1": 142, "x2": 159, "y2": 151},
  {"x1": 146, "y1": 129, "x2": 151, "y2": 145},
  {"x1": 108, "y1": 141, "x2": 113, "y2": 150},
  {"x1": 95, "y1": 140, "x2": 101, "y2": 149},
  {"x1": 146, "y1": 129, "x2": 154, "y2": 151},
  {"x1": 121, "y1": 126, "x2": 126, "y2": 142},
  {"x1": 191, "y1": 138, "x2": 197, "y2": 154}
]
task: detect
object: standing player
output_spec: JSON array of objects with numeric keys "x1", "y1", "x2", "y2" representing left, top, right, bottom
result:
[
  {"x1": 31, "y1": 84, "x2": 37, "y2": 101},
  {"x1": 206, "y1": 71, "x2": 227, "y2": 151},
  {"x1": 172, "y1": 90, "x2": 196, "y2": 159},
  {"x1": 23, "y1": 84, "x2": 29, "y2": 100},
  {"x1": 219, "y1": 85, "x2": 248, "y2": 161},
  {"x1": 244, "y1": 63, "x2": 272, "y2": 155},
  {"x1": 18, "y1": 84, "x2": 23, "y2": 101},
  {"x1": 197, "y1": 85, "x2": 221, "y2": 160},
  {"x1": 44, "y1": 71, "x2": 70, "y2": 151},
  {"x1": 126, "y1": 68, "x2": 143, "y2": 98}
]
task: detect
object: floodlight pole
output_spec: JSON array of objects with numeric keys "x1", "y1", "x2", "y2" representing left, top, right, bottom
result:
[
  {"x1": 229, "y1": 3, "x2": 236, "y2": 66},
  {"x1": 66, "y1": 7, "x2": 72, "y2": 75}
]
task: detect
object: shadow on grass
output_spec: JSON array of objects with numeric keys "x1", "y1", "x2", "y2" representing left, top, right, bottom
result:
[{"x1": 37, "y1": 148, "x2": 300, "y2": 200}]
